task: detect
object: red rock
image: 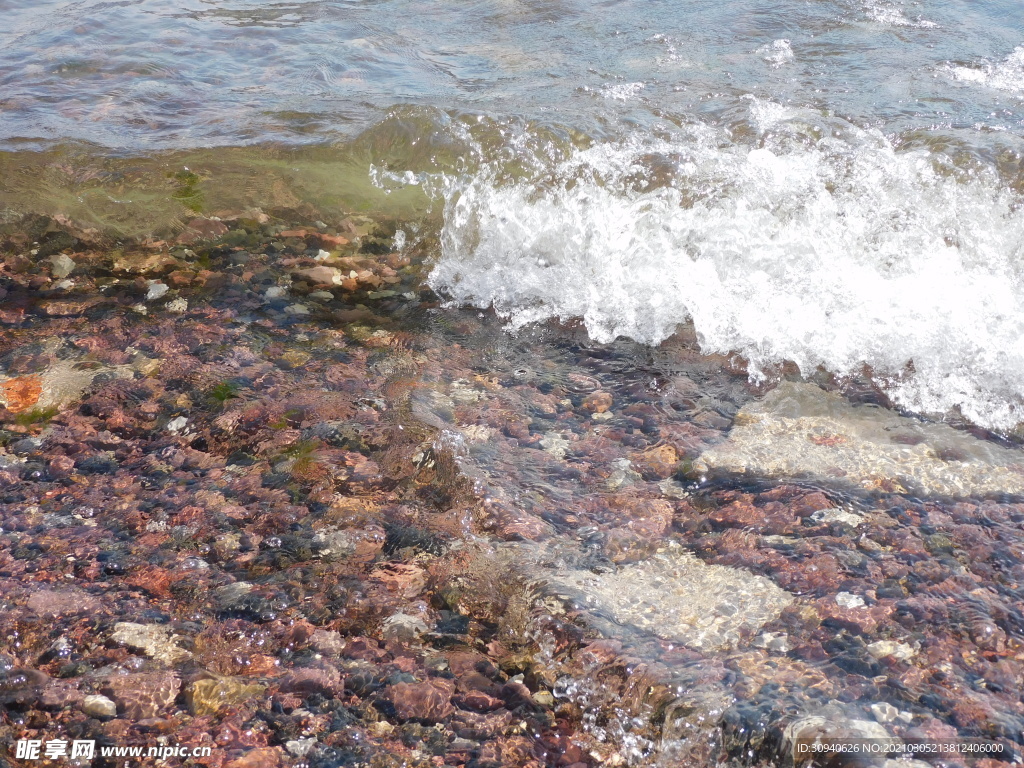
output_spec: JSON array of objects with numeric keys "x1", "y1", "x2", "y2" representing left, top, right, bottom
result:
[
  {"x1": 384, "y1": 679, "x2": 455, "y2": 722},
  {"x1": 315, "y1": 233, "x2": 350, "y2": 248},
  {"x1": 166, "y1": 270, "x2": 194, "y2": 288},
  {"x1": 371, "y1": 562, "x2": 427, "y2": 598},
  {"x1": 292, "y1": 266, "x2": 342, "y2": 286},
  {"x1": 459, "y1": 690, "x2": 503, "y2": 712},
  {"x1": 25, "y1": 587, "x2": 102, "y2": 617}
]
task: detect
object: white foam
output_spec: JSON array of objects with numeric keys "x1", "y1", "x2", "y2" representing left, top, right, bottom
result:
[
  {"x1": 424, "y1": 101, "x2": 1024, "y2": 431},
  {"x1": 948, "y1": 46, "x2": 1024, "y2": 96},
  {"x1": 758, "y1": 39, "x2": 794, "y2": 68},
  {"x1": 862, "y1": 0, "x2": 937, "y2": 28}
]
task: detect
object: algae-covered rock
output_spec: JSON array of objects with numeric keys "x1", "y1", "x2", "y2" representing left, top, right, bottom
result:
[{"x1": 185, "y1": 676, "x2": 266, "y2": 716}]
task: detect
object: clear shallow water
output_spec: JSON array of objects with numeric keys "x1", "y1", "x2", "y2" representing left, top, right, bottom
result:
[{"x1": 4, "y1": 0, "x2": 1024, "y2": 428}]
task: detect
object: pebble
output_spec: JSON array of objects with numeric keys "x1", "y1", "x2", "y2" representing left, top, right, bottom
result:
[
  {"x1": 866, "y1": 640, "x2": 916, "y2": 661},
  {"x1": 264, "y1": 286, "x2": 288, "y2": 298},
  {"x1": 49, "y1": 253, "x2": 76, "y2": 279},
  {"x1": 284, "y1": 303, "x2": 310, "y2": 315},
  {"x1": 145, "y1": 280, "x2": 169, "y2": 301},
  {"x1": 381, "y1": 613, "x2": 429, "y2": 643},
  {"x1": 583, "y1": 391, "x2": 613, "y2": 413},
  {"x1": 165, "y1": 416, "x2": 189, "y2": 434},
  {"x1": 870, "y1": 702, "x2": 899, "y2": 724},
  {"x1": 81, "y1": 694, "x2": 117, "y2": 719},
  {"x1": 836, "y1": 592, "x2": 865, "y2": 609}
]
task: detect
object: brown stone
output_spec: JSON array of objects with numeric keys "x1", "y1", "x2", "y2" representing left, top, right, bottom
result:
[
  {"x1": 459, "y1": 690, "x2": 503, "y2": 712},
  {"x1": 633, "y1": 443, "x2": 679, "y2": 479},
  {"x1": 224, "y1": 747, "x2": 284, "y2": 768},
  {"x1": 292, "y1": 266, "x2": 342, "y2": 286}
]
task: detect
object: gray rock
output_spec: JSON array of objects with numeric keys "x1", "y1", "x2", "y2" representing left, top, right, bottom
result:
[
  {"x1": 381, "y1": 613, "x2": 429, "y2": 644},
  {"x1": 310, "y1": 629, "x2": 345, "y2": 656},
  {"x1": 49, "y1": 253, "x2": 76, "y2": 279},
  {"x1": 870, "y1": 702, "x2": 899, "y2": 724}
]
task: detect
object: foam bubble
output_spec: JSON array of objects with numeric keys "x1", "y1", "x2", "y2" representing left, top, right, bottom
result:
[
  {"x1": 426, "y1": 102, "x2": 1024, "y2": 431},
  {"x1": 758, "y1": 39, "x2": 794, "y2": 68},
  {"x1": 862, "y1": 0, "x2": 937, "y2": 28}
]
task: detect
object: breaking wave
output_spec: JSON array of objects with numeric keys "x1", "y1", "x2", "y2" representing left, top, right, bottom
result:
[{"x1": 416, "y1": 101, "x2": 1024, "y2": 431}]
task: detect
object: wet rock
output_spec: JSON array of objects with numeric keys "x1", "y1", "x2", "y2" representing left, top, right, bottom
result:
[
  {"x1": 178, "y1": 218, "x2": 229, "y2": 243},
  {"x1": 110, "y1": 622, "x2": 192, "y2": 665},
  {"x1": 278, "y1": 665, "x2": 344, "y2": 698},
  {"x1": 0, "y1": 668, "x2": 49, "y2": 705},
  {"x1": 82, "y1": 694, "x2": 117, "y2": 719},
  {"x1": 372, "y1": 562, "x2": 427, "y2": 598},
  {"x1": 381, "y1": 613, "x2": 429, "y2": 644},
  {"x1": 533, "y1": 540, "x2": 792, "y2": 651},
  {"x1": 185, "y1": 676, "x2": 266, "y2": 716},
  {"x1": 866, "y1": 640, "x2": 915, "y2": 661},
  {"x1": 582, "y1": 391, "x2": 613, "y2": 413},
  {"x1": 459, "y1": 690, "x2": 504, "y2": 712},
  {"x1": 383, "y1": 679, "x2": 455, "y2": 723},
  {"x1": 48, "y1": 253, "x2": 76, "y2": 278},
  {"x1": 310, "y1": 629, "x2": 345, "y2": 656},
  {"x1": 100, "y1": 671, "x2": 181, "y2": 720},
  {"x1": 293, "y1": 266, "x2": 343, "y2": 286},
  {"x1": 224, "y1": 747, "x2": 284, "y2": 768},
  {"x1": 633, "y1": 443, "x2": 679, "y2": 479},
  {"x1": 698, "y1": 381, "x2": 1024, "y2": 496},
  {"x1": 871, "y1": 702, "x2": 899, "y2": 724},
  {"x1": 25, "y1": 587, "x2": 101, "y2": 618}
]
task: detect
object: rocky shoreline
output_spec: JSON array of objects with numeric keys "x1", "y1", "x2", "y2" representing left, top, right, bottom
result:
[{"x1": 0, "y1": 212, "x2": 1021, "y2": 768}]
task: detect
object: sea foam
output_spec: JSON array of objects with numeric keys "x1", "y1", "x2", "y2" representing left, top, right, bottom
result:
[{"x1": 411, "y1": 102, "x2": 1024, "y2": 431}]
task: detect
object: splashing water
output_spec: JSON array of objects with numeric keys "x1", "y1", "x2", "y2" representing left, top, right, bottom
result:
[{"x1": 423, "y1": 101, "x2": 1024, "y2": 431}]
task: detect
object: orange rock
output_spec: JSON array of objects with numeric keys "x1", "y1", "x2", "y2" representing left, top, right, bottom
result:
[
  {"x1": 633, "y1": 443, "x2": 679, "y2": 479},
  {"x1": 582, "y1": 391, "x2": 613, "y2": 413},
  {"x1": 224, "y1": 747, "x2": 283, "y2": 768},
  {"x1": 1, "y1": 375, "x2": 42, "y2": 413},
  {"x1": 371, "y1": 562, "x2": 427, "y2": 598},
  {"x1": 278, "y1": 229, "x2": 307, "y2": 239},
  {"x1": 315, "y1": 233, "x2": 349, "y2": 248}
]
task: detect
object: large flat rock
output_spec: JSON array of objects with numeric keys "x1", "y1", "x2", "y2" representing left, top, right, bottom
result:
[
  {"x1": 526, "y1": 541, "x2": 793, "y2": 651},
  {"x1": 696, "y1": 381, "x2": 1024, "y2": 497}
]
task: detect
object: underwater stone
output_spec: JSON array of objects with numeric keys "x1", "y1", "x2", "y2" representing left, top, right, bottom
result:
[{"x1": 697, "y1": 381, "x2": 1024, "y2": 496}]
